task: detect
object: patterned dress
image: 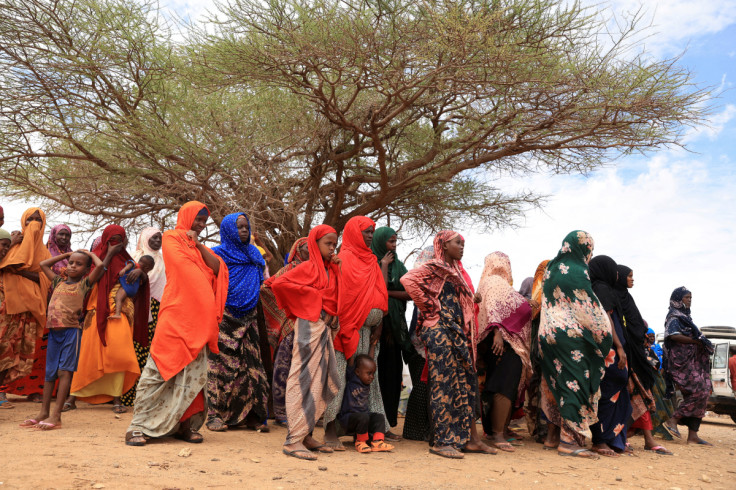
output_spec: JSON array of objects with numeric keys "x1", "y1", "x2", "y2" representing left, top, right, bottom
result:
[{"x1": 120, "y1": 298, "x2": 160, "y2": 406}]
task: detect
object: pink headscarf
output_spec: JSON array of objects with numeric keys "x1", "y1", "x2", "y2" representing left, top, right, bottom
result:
[{"x1": 47, "y1": 224, "x2": 72, "y2": 274}]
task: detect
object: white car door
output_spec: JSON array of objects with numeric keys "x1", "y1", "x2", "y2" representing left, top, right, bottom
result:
[{"x1": 710, "y1": 342, "x2": 731, "y2": 397}]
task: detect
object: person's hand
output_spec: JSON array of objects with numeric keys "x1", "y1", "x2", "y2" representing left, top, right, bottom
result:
[
  {"x1": 473, "y1": 292, "x2": 482, "y2": 304},
  {"x1": 126, "y1": 268, "x2": 144, "y2": 284},
  {"x1": 617, "y1": 346, "x2": 627, "y2": 370},
  {"x1": 10, "y1": 231, "x2": 23, "y2": 247},
  {"x1": 330, "y1": 255, "x2": 342, "y2": 267},
  {"x1": 108, "y1": 242, "x2": 125, "y2": 256},
  {"x1": 380, "y1": 251, "x2": 395, "y2": 267},
  {"x1": 491, "y1": 328, "x2": 504, "y2": 356},
  {"x1": 370, "y1": 323, "x2": 382, "y2": 345},
  {"x1": 186, "y1": 230, "x2": 199, "y2": 242},
  {"x1": 528, "y1": 299, "x2": 540, "y2": 310},
  {"x1": 118, "y1": 268, "x2": 126, "y2": 278}
]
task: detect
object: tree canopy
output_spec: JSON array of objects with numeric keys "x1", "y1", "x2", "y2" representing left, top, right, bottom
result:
[{"x1": 0, "y1": 0, "x2": 709, "y2": 264}]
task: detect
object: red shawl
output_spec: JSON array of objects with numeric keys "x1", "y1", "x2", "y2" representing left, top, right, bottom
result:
[
  {"x1": 270, "y1": 225, "x2": 340, "y2": 322},
  {"x1": 92, "y1": 225, "x2": 150, "y2": 347},
  {"x1": 149, "y1": 201, "x2": 229, "y2": 381},
  {"x1": 334, "y1": 216, "x2": 388, "y2": 359}
]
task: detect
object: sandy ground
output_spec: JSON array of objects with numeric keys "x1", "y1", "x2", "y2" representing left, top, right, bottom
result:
[{"x1": 1, "y1": 396, "x2": 735, "y2": 489}]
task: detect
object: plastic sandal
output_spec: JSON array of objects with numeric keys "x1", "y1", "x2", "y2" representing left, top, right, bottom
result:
[
  {"x1": 355, "y1": 441, "x2": 372, "y2": 453},
  {"x1": 370, "y1": 440, "x2": 394, "y2": 452}
]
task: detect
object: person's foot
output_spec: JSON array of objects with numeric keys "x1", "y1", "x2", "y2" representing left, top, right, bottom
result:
[
  {"x1": 125, "y1": 430, "x2": 147, "y2": 446},
  {"x1": 206, "y1": 417, "x2": 228, "y2": 432},
  {"x1": 463, "y1": 440, "x2": 497, "y2": 454},
  {"x1": 303, "y1": 435, "x2": 333, "y2": 453},
  {"x1": 385, "y1": 430, "x2": 402, "y2": 442},
  {"x1": 27, "y1": 393, "x2": 42, "y2": 403},
  {"x1": 486, "y1": 433, "x2": 514, "y2": 452},
  {"x1": 591, "y1": 443, "x2": 619, "y2": 457},
  {"x1": 429, "y1": 445, "x2": 464, "y2": 459},
  {"x1": 283, "y1": 442, "x2": 317, "y2": 461},
  {"x1": 371, "y1": 440, "x2": 394, "y2": 452},
  {"x1": 112, "y1": 404, "x2": 127, "y2": 414},
  {"x1": 61, "y1": 401, "x2": 76, "y2": 412},
  {"x1": 323, "y1": 421, "x2": 345, "y2": 450},
  {"x1": 558, "y1": 440, "x2": 599, "y2": 459},
  {"x1": 687, "y1": 435, "x2": 712, "y2": 446},
  {"x1": 174, "y1": 427, "x2": 204, "y2": 443},
  {"x1": 35, "y1": 414, "x2": 62, "y2": 431}
]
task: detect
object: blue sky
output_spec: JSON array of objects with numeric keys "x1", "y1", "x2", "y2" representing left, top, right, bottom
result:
[{"x1": 3, "y1": 0, "x2": 735, "y2": 331}]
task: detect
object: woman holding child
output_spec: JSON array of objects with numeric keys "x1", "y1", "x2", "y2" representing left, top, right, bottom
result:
[
  {"x1": 70, "y1": 225, "x2": 148, "y2": 412},
  {"x1": 125, "y1": 202, "x2": 228, "y2": 446},
  {"x1": 206, "y1": 212, "x2": 270, "y2": 432},
  {"x1": 401, "y1": 230, "x2": 494, "y2": 459}
]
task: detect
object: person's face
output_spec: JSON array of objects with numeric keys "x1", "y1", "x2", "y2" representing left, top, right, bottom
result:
[
  {"x1": 139, "y1": 259, "x2": 155, "y2": 274},
  {"x1": 298, "y1": 242, "x2": 309, "y2": 262},
  {"x1": 317, "y1": 233, "x2": 338, "y2": 262},
  {"x1": 647, "y1": 333, "x2": 655, "y2": 345},
  {"x1": 109, "y1": 234, "x2": 127, "y2": 247},
  {"x1": 236, "y1": 215, "x2": 250, "y2": 244},
  {"x1": 386, "y1": 234, "x2": 398, "y2": 252},
  {"x1": 443, "y1": 235, "x2": 465, "y2": 262},
  {"x1": 25, "y1": 210, "x2": 42, "y2": 226},
  {"x1": 355, "y1": 361, "x2": 376, "y2": 385},
  {"x1": 682, "y1": 293, "x2": 692, "y2": 309},
  {"x1": 66, "y1": 252, "x2": 91, "y2": 279},
  {"x1": 361, "y1": 225, "x2": 374, "y2": 248},
  {"x1": 191, "y1": 214, "x2": 208, "y2": 235},
  {"x1": 627, "y1": 271, "x2": 634, "y2": 288},
  {"x1": 0, "y1": 239, "x2": 10, "y2": 260},
  {"x1": 148, "y1": 232, "x2": 162, "y2": 251},
  {"x1": 55, "y1": 228, "x2": 71, "y2": 248}
]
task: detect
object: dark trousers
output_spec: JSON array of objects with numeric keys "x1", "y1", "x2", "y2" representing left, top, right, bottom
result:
[
  {"x1": 343, "y1": 412, "x2": 386, "y2": 436},
  {"x1": 679, "y1": 416, "x2": 702, "y2": 432}
]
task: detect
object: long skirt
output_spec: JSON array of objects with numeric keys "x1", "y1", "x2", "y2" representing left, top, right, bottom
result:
[
  {"x1": 480, "y1": 342, "x2": 523, "y2": 436},
  {"x1": 128, "y1": 348, "x2": 208, "y2": 437},
  {"x1": 669, "y1": 342, "x2": 711, "y2": 428},
  {"x1": 0, "y1": 307, "x2": 42, "y2": 387},
  {"x1": 650, "y1": 371, "x2": 674, "y2": 439},
  {"x1": 120, "y1": 298, "x2": 160, "y2": 406},
  {"x1": 70, "y1": 286, "x2": 140, "y2": 403},
  {"x1": 284, "y1": 317, "x2": 339, "y2": 445},
  {"x1": 1, "y1": 328, "x2": 47, "y2": 396},
  {"x1": 378, "y1": 314, "x2": 404, "y2": 428},
  {"x1": 590, "y1": 348, "x2": 632, "y2": 451},
  {"x1": 272, "y1": 331, "x2": 294, "y2": 422},
  {"x1": 402, "y1": 353, "x2": 430, "y2": 441},
  {"x1": 323, "y1": 313, "x2": 388, "y2": 431},
  {"x1": 206, "y1": 310, "x2": 269, "y2": 426}
]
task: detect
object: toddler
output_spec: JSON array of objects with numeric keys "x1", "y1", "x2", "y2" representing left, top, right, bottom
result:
[{"x1": 110, "y1": 255, "x2": 154, "y2": 319}]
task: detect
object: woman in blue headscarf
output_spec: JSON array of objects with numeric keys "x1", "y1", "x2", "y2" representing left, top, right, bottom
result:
[{"x1": 206, "y1": 213, "x2": 269, "y2": 432}]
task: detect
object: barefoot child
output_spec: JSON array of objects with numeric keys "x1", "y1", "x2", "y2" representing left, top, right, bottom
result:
[
  {"x1": 109, "y1": 255, "x2": 154, "y2": 319},
  {"x1": 21, "y1": 249, "x2": 110, "y2": 430},
  {"x1": 338, "y1": 339, "x2": 394, "y2": 453}
]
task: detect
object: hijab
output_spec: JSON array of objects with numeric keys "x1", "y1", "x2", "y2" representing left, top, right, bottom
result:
[
  {"x1": 0, "y1": 229, "x2": 10, "y2": 242},
  {"x1": 133, "y1": 227, "x2": 166, "y2": 304},
  {"x1": 270, "y1": 224, "x2": 340, "y2": 322},
  {"x1": 477, "y1": 252, "x2": 531, "y2": 338},
  {"x1": 519, "y1": 277, "x2": 533, "y2": 299},
  {"x1": 542, "y1": 230, "x2": 599, "y2": 312},
  {"x1": 47, "y1": 224, "x2": 73, "y2": 274},
  {"x1": 531, "y1": 260, "x2": 549, "y2": 320},
  {"x1": 588, "y1": 255, "x2": 621, "y2": 317},
  {"x1": 0, "y1": 207, "x2": 52, "y2": 324},
  {"x1": 149, "y1": 201, "x2": 229, "y2": 381},
  {"x1": 665, "y1": 286, "x2": 713, "y2": 353},
  {"x1": 92, "y1": 225, "x2": 149, "y2": 346},
  {"x1": 335, "y1": 216, "x2": 388, "y2": 359},
  {"x1": 413, "y1": 245, "x2": 434, "y2": 268},
  {"x1": 212, "y1": 213, "x2": 265, "y2": 318}
]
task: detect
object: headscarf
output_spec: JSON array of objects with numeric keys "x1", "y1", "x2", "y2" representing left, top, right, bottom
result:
[
  {"x1": 0, "y1": 229, "x2": 10, "y2": 241},
  {"x1": 477, "y1": 252, "x2": 532, "y2": 398},
  {"x1": 370, "y1": 226, "x2": 412, "y2": 356},
  {"x1": 149, "y1": 201, "x2": 229, "y2": 381},
  {"x1": 531, "y1": 260, "x2": 549, "y2": 319},
  {"x1": 47, "y1": 224, "x2": 73, "y2": 274},
  {"x1": 335, "y1": 217, "x2": 388, "y2": 359},
  {"x1": 614, "y1": 264, "x2": 655, "y2": 390},
  {"x1": 212, "y1": 213, "x2": 265, "y2": 318},
  {"x1": 588, "y1": 255, "x2": 621, "y2": 317},
  {"x1": 519, "y1": 277, "x2": 533, "y2": 299},
  {"x1": 133, "y1": 227, "x2": 166, "y2": 305},
  {"x1": 664, "y1": 286, "x2": 713, "y2": 353},
  {"x1": 413, "y1": 245, "x2": 434, "y2": 268},
  {"x1": 92, "y1": 225, "x2": 150, "y2": 347},
  {"x1": 0, "y1": 207, "x2": 51, "y2": 325},
  {"x1": 270, "y1": 224, "x2": 340, "y2": 322},
  {"x1": 400, "y1": 230, "x2": 476, "y2": 348}
]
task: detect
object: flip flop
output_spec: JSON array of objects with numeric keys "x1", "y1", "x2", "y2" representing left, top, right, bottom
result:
[
  {"x1": 112, "y1": 404, "x2": 127, "y2": 414},
  {"x1": 205, "y1": 419, "x2": 228, "y2": 432},
  {"x1": 493, "y1": 441, "x2": 515, "y2": 452},
  {"x1": 645, "y1": 446, "x2": 673, "y2": 455},
  {"x1": 542, "y1": 444, "x2": 557, "y2": 451},
  {"x1": 558, "y1": 448, "x2": 599, "y2": 459},
  {"x1": 664, "y1": 423, "x2": 682, "y2": 439},
  {"x1": 429, "y1": 447, "x2": 465, "y2": 459},
  {"x1": 19, "y1": 418, "x2": 39, "y2": 428},
  {"x1": 125, "y1": 430, "x2": 147, "y2": 447},
  {"x1": 462, "y1": 446, "x2": 497, "y2": 454},
  {"x1": 695, "y1": 439, "x2": 713, "y2": 446},
  {"x1": 306, "y1": 444, "x2": 334, "y2": 453},
  {"x1": 506, "y1": 437, "x2": 524, "y2": 446},
  {"x1": 0, "y1": 400, "x2": 14, "y2": 409},
  {"x1": 35, "y1": 421, "x2": 61, "y2": 430},
  {"x1": 61, "y1": 402, "x2": 76, "y2": 413},
  {"x1": 174, "y1": 428, "x2": 204, "y2": 443},
  {"x1": 282, "y1": 448, "x2": 317, "y2": 461}
]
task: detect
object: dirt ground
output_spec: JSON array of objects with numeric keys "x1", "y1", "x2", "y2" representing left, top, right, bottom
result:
[{"x1": 1, "y1": 396, "x2": 735, "y2": 489}]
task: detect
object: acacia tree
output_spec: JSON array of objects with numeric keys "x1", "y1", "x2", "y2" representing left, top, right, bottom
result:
[{"x1": 0, "y1": 0, "x2": 708, "y2": 264}]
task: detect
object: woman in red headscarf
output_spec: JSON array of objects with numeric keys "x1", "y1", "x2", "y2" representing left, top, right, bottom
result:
[
  {"x1": 401, "y1": 230, "x2": 494, "y2": 459},
  {"x1": 270, "y1": 224, "x2": 341, "y2": 461},
  {"x1": 69, "y1": 224, "x2": 148, "y2": 412},
  {"x1": 322, "y1": 216, "x2": 389, "y2": 450},
  {"x1": 125, "y1": 201, "x2": 228, "y2": 446},
  {"x1": 0, "y1": 208, "x2": 51, "y2": 396}
]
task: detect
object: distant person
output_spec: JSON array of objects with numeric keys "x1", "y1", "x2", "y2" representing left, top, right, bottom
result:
[
  {"x1": 109, "y1": 256, "x2": 155, "y2": 319},
  {"x1": 647, "y1": 329, "x2": 664, "y2": 367},
  {"x1": 47, "y1": 224, "x2": 73, "y2": 275},
  {"x1": 20, "y1": 249, "x2": 107, "y2": 430},
  {"x1": 729, "y1": 346, "x2": 736, "y2": 394},
  {"x1": 664, "y1": 287, "x2": 713, "y2": 445}
]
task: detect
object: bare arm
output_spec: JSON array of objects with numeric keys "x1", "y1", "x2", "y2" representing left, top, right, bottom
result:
[
  {"x1": 667, "y1": 333, "x2": 699, "y2": 344},
  {"x1": 13, "y1": 269, "x2": 40, "y2": 284},
  {"x1": 39, "y1": 252, "x2": 73, "y2": 281},
  {"x1": 388, "y1": 290, "x2": 411, "y2": 301},
  {"x1": 85, "y1": 251, "x2": 106, "y2": 285}
]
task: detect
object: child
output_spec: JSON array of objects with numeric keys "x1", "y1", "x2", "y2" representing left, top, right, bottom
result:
[
  {"x1": 338, "y1": 340, "x2": 395, "y2": 453},
  {"x1": 109, "y1": 255, "x2": 154, "y2": 319},
  {"x1": 21, "y1": 249, "x2": 110, "y2": 430}
]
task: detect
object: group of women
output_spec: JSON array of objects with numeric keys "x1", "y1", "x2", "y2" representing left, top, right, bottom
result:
[{"x1": 0, "y1": 203, "x2": 714, "y2": 460}]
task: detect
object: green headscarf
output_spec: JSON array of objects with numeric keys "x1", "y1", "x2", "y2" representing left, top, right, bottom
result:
[
  {"x1": 370, "y1": 226, "x2": 413, "y2": 358},
  {"x1": 0, "y1": 229, "x2": 10, "y2": 242}
]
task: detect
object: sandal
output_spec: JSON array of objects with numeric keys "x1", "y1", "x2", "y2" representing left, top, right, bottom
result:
[
  {"x1": 645, "y1": 445, "x2": 673, "y2": 455},
  {"x1": 385, "y1": 431, "x2": 402, "y2": 442},
  {"x1": 206, "y1": 418, "x2": 228, "y2": 432},
  {"x1": 19, "y1": 418, "x2": 39, "y2": 428},
  {"x1": 558, "y1": 448, "x2": 599, "y2": 459},
  {"x1": 125, "y1": 430, "x2": 147, "y2": 447},
  {"x1": 112, "y1": 404, "x2": 127, "y2": 414},
  {"x1": 283, "y1": 448, "x2": 317, "y2": 461},
  {"x1": 592, "y1": 447, "x2": 619, "y2": 457},
  {"x1": 174, "y1": 428, "x2": 204, "y2": 443},
  {"x1": 61, "y1": 402, "x2": 76, "y2": 412},
  {"x1": 492, "y1": 441, "x2": 515, "y2": 452},
  {"x1": 429, "y1": 446, "x2": 465, "y2": 459},
  {"x1": 355, "y1": 441, "x2": 372, "y2": 453},
  {"x1": 0, "y1": 400, "x2": 14, "y2": 410},
  {"x1": 370, "y1": 440, "x2": 394, "y2": 452},
  {"x1": 306, "y1": 444, "x2": 334, "y2": 453}
]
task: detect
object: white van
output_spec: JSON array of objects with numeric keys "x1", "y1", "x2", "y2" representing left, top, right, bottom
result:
[{"x1": 701, "y1": 326, "x2": 736, "y2": 424}]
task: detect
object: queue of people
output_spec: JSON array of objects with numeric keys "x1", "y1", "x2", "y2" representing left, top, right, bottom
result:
[{"x1": 0, "y1": 203, "x2": 716, "y2": 461}]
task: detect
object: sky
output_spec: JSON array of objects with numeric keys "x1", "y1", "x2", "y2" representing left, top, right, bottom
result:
[{"x1": 3, "y1": 0, "x2": 735, "y2": 333}]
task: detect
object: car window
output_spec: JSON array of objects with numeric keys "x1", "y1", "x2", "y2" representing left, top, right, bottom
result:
[{"x1": 712, "y1": 343, "x2": 728, "y2": 369}]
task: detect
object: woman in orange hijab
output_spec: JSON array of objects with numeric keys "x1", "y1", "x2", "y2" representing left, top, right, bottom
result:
[
  {"x1": 125, "y1": 201, "x2": 228, "y2": 447},
  {"x1": 323, "y1": 216, "x2": 389, "y2": 450},
  {"x1": 0, "y1": 208, "x2": 51, "y2": 389}
]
